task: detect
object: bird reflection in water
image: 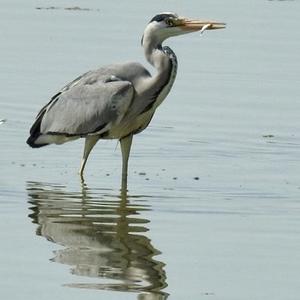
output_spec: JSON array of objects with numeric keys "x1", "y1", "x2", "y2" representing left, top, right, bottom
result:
[{"x1": 27, "y1": 181, "x2": 168, "y2": 299}]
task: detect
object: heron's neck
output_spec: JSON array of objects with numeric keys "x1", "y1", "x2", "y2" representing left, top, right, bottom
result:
[
  {"x1": 143, "y1": 35, "x2": 177, "y2": 86},
  {"x1": 142, "y1": 37, "x2": 178, "y2": 108},
  {"x1": 143, "y1": 38, "x2": 171, "y2": 73}
]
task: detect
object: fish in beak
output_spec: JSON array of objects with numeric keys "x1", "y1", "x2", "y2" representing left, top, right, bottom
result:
[{"x1": 178, "y1": 18, "x2": 226, "y2": 33}]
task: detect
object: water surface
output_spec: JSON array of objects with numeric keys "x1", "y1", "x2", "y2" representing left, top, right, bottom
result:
[{"x1": 1, "y1": 0, "x2": 300, "y2": 299}]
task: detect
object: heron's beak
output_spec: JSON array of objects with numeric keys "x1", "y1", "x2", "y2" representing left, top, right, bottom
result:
[{"x1": 178, "y1": 18, "x2": 226, "y2": 32}]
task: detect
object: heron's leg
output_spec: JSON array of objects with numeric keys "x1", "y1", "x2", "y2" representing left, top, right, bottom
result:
[
  {"x1": 79, "y1": 136, "x2": 98, "y2": 177},
  {"x1": 120, "y1": 134, "x2": 133, "y2": 189}
]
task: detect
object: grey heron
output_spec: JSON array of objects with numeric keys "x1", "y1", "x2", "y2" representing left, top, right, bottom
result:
[{"x1": 27, "y1": 12, "x2": 225, "y2": 186}]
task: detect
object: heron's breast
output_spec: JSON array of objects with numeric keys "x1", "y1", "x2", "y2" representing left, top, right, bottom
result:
[{"x1": 102, "y1": 110, "x2": 153, "y2": 139}]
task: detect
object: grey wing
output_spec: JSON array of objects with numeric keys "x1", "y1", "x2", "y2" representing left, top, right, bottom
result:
[{"x1": 35, "y1": 72, "x2": 134, "y2": 137}]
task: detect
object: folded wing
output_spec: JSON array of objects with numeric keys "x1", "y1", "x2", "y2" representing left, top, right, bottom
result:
[{"x1": 27, "y1": 72, "x2": 134, "y2": 147}]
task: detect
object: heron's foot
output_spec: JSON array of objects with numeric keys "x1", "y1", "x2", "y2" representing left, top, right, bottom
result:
[
  {"x1": 78, "y1": 169, "x2": 86, "y2": 184},
  {"x1": 79, "y1": 173, "x2": 86, "y2": 186},
  {"x1": 78, "y1": 158, "x2": 86, "y2": 177},
  {"x1": 78, "y1": 170, "x2": 84, "y2": 178}
]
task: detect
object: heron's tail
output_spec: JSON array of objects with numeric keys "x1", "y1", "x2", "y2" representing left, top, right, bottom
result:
[
  {"x1": 26, "y1": 135, "x2": 48, "y2": 148},
  {"x1": 26, "y1": 113, "x2": 49, "y2": 148}
]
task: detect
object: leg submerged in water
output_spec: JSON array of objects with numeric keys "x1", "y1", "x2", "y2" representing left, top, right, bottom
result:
[
  {"x1": 79, "y1": 136, "x2": 99, "y2": 177},
  {"x1": 120, "y1": 134, "x2": 133, "y2": 190}
]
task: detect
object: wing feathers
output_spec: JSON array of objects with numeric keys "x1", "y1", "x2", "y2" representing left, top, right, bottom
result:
[{"x1": 27, "y1": 72, "x2": 134, "y2": 147}]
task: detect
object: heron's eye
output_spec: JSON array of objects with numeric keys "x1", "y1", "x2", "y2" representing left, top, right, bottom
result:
[{"x1": 166, "y1": 18, "x2": 174, "y2": 26}]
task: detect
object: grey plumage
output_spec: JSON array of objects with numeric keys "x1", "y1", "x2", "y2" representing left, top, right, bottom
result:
[{"x1": 27, "y1": 12, "x2": 225, "y2": 186}]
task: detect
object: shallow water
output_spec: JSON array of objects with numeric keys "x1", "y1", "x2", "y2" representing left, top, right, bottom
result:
[{"x1": 1, "y1": 1, "x2": 300, "y2": 299}]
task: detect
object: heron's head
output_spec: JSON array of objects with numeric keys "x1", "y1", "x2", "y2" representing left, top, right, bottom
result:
[{"x1": 142, "y1": 12, "x2": 225, "y2": 46}]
